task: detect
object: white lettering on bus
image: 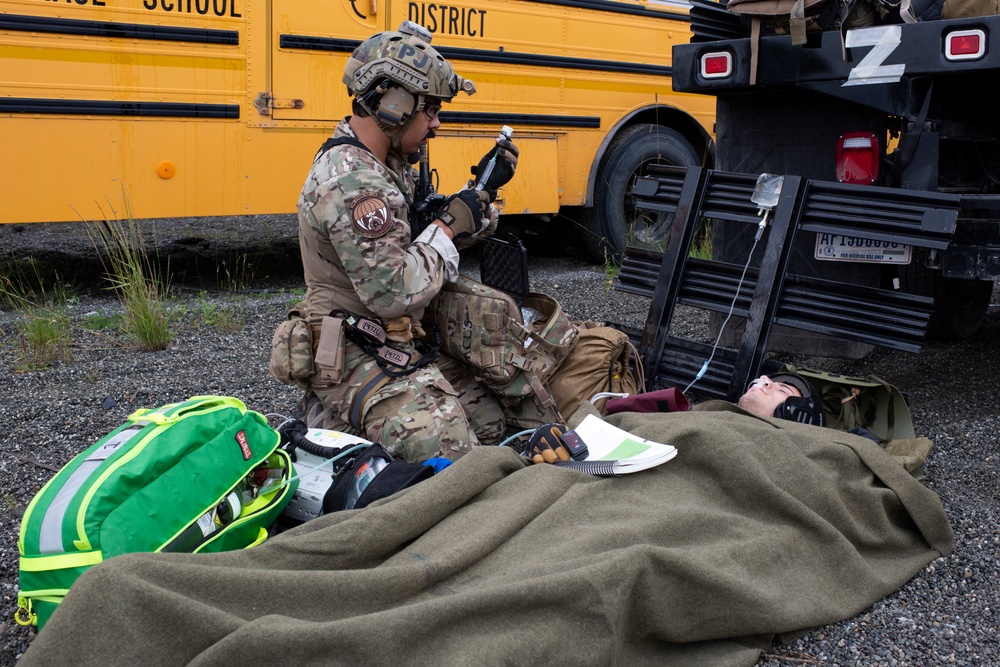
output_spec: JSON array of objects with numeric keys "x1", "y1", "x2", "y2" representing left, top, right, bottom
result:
[
  {"x1": 142, "y1": 0, "x2": 241, "y2": 17},
  {"x1": 408, "y1": 2, "x2": 486, "y2": 37}
]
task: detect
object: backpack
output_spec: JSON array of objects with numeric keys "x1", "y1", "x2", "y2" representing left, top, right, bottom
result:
[
  {"x1": 726, "y1": 0, "x2": 878, "y2": 84},
  {"x1": 780, "y1": 365, "x2": 915, "y2": 442},
  {"x1": 727, "y1": 0, "x2": 875, "y2": 44},
  {"x1": 940, "y1": 0, "x2": 998, "y2": 18},
  {"x1": 16, "y1": 396, "x2": 297, "y2": 630},
  {"x1": 547, "y1": 322, "x2": 645, "y2": 418},
  {"x1": 425, "y1": 276, "x2": 579, "y2": 410}
]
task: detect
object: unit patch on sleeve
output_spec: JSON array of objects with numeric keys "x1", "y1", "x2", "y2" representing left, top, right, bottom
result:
[{"x1": 350, "y1": 192, "x2": 393, "y2": 238}]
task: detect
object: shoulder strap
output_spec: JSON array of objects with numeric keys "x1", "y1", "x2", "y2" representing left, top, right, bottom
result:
[
  {"x1": 867, "y1": 375, "x2": 897, "y2": 442},
  {"x1": 313, "y1": 134, "x2": 416, "y2": 222},
  {"x1": 315, "y1": 134, "x2": 370, "y2": 161}
]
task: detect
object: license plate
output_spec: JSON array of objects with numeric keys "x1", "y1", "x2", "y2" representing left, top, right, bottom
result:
[{"x1": 814, "y1": 233, "x2": 911, "y2": 264}]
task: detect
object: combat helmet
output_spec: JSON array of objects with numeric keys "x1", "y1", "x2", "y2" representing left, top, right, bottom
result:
[
  {"x1": 767, "y1": 372, "x2": 825, "y2": 427},
  {"x1": 343, "y1": 21, "x2": 475, "y2": 129}
]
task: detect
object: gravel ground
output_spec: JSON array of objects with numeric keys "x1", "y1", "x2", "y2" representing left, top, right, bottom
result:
[{"x1": 0, "y1": 217, "x2": 997, "y2": 665}]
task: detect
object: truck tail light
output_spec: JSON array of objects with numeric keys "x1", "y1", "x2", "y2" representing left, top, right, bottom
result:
[
  {"x1": 836, "y1": 132, "x2": 879, "y2": 184},
  {"x1": 700, "y1": 51, "x2": 732, "y2": 79},
  {"x1": 945, "y1": 29, "x2": 985, "y2": 60}
]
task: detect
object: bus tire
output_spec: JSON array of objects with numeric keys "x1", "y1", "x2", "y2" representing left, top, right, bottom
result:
[
  {"x1": 579, "y1": 123, "x2": 701, "y2": 262},
  {"x1": 899, "y1": 249, "x2": 993, "y2": 341}
]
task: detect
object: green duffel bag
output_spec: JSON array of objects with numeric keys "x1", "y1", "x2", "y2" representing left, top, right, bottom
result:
[
  {"x1": 15, "y1": 395, "x2": 297, "y2": 630},
  {"x1": 780, "y1": 365, "x2": 915, "y2": 443}
]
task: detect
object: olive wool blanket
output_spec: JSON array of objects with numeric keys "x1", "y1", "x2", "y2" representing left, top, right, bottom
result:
[{"x1": 19, "y1": 403, "x2": 953, "y2": 667}]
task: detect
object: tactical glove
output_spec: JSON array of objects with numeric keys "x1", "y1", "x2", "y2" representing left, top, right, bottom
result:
[
  {"x1": 525, "y1": 423, "x2": 572, "y2": 464},
  {"x1": 438, "y1": 189, "x2": 491, "y2": 240},
  {"x1": 454, "y1": 203, "x2": 499, "y2": 251},
  {"x1": 473, "y1": 139, "x2": 519, "y2": 195}
]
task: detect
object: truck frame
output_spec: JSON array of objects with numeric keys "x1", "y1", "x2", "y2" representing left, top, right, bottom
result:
[{"x1": 670, "y1": 1, "x2": 1000, "y2": 344}]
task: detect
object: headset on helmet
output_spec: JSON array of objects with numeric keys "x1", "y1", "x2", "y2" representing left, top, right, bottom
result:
[
  {"x1": 343, "y1": 21, "x2": 476, "y2": 128},
  {"x1": 766, "y1": 372, "x2": 825, "y2": 427}
]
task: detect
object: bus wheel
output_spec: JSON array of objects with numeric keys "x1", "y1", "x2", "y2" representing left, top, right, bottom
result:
[
  {"x1": 899, "y1": 249, "x2": 993, "y2": 341},
  {"x1": 580, "y1": 124, "x2": 700, "y2": 262}
]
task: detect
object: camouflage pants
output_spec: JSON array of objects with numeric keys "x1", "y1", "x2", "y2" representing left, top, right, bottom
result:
[{"x1": 303, "y1": 341, "x2": 504, "y2": 463}]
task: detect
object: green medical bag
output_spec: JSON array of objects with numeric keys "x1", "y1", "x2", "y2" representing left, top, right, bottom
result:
[{"x1": 15, "y1": 395, "x2": 297, "y2": 630}]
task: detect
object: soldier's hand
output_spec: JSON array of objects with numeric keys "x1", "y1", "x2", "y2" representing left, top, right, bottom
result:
[
  {"x1": 454, "y1": 203, "x2": 499, "y2": 251},
  {"x1": 474, "y1": 138, "x2": 519, "y2": 196},
  {"x1": 525, "y1": 423, "x2": 572, "y2": 464},
  {"x1": 438, "y1": 189, "x2": 490, "y2": 240}
]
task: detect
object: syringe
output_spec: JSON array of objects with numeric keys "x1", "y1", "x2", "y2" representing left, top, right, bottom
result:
[{"x1": 475, "y1": 125, "x2": 514, "y2": 191}]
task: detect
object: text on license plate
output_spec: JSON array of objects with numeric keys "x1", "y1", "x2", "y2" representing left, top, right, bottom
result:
[{"x1": 814, "y1": 233, "x2": 911, "y2": 264}]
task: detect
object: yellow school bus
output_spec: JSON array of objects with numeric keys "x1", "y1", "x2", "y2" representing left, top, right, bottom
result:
[{"x1": 0, "y1": 0, "x2": 714, "y2": 256}]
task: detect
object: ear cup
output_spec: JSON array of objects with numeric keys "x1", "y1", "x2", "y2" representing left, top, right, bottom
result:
[{"x1": 374, "y1": 87, "x2": 415, "y2": 127}]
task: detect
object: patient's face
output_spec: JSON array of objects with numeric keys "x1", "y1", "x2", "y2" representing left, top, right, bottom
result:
[{"x1": 737, "y1": 375, "x2": 802, "y2": 417}]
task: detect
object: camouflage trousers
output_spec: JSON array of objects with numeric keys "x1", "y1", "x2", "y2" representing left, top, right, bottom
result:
[{"x1": 302, "y1": 341, "x2": 505, "y2": 464}]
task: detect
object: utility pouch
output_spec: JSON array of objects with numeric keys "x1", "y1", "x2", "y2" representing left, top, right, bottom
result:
[
  {"x1": 313, "y1": 316, "x2": 346, "y2": 387},
  {"x1": 269, "y1": 312, "x2": 316, "y2": 389}
]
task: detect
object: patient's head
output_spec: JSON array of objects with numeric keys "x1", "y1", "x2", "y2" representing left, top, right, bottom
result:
[{"x1": 738, "y1": 372, "x2": 825, "y2": 426}]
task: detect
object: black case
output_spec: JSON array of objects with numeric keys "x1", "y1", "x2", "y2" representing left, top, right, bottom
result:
[{"x1": 480, "y1": 233, "x2": 530, "y2": 305}]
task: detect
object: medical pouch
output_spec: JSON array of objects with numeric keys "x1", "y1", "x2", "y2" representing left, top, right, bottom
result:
[
  {"x1": 16, "y1": 396, "x2": 297, "y2": 630},
  {"x1": 269, "y1": 310, "x2": 315, "y2": 389}
]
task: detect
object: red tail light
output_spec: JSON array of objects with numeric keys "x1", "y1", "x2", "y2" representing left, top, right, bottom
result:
[
  {"x1": 946, "y1": 29, "x2": 985, "y2": 61},
  {"x1": 701, "y1": 52, "x2": 732, "y2": 79},
  {"x1": 836, "y1": 132, "x2": 879, "y2": 184}
]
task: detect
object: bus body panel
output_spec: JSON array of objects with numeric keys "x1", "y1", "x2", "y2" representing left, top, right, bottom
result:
[{"x1": 0, "y1": 0, "x2": 714, "y2": 224}]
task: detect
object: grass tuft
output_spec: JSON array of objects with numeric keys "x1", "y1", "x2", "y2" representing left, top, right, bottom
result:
[
  {"x1": 198, "y1": 292, "x2": 246, "y2": 334},
  {"x1": 88, "y1": 213, "x2": 172, "y2": 351},
  {"x1": 81, "y1": 311, "x2": 123, "y2": 331},
  {"x1": 217, "y1": 253, "x2": 256, "y2": 293},
  {"x1": 602, "y1": 247, "x2": 621, "y2": 291},
  {"x1": 689, "y1": 220, "x2": 713, "y2": 260},
  {"x1": 0, "y1": 259, "x2": 74, "y2": 370}
]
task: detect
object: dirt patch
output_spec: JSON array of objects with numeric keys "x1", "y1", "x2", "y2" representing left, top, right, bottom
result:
[{"x1": 0, "y1": 215, "x2": 303, "y2": 290}]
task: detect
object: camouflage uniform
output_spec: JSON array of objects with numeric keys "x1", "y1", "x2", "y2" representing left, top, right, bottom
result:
[{"x1": 296, "y1": 119, "x2": 504, "y2": 463}]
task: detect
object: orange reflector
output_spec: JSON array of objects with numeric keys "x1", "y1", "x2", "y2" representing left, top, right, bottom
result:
[
  {"x1": 946, "y1": 29, "x2": 985, "y2": 60},
  {"x1": 157, "y1": 161, "x2": 176, "y2": 179},
  {"x1": 836, "y1": 132, "x2": 879, "y2": 184},
  {"x1": 701, "y1": 52, "x2": 732, "y2": 79}
]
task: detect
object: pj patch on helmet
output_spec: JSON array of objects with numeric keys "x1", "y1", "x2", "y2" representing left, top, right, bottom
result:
[{"x1": 343, "y1": 20, "x2": 476, "y2": 129}]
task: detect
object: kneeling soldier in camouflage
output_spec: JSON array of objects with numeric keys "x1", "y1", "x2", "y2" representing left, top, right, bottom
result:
[{"x1": 272, "y1": 21, "x2": 519, "y2": 464}]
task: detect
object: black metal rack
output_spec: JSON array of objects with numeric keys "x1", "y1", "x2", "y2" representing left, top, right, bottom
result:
[{"x1": 616, "y1": 166, "x2": 961, "y2": 401}]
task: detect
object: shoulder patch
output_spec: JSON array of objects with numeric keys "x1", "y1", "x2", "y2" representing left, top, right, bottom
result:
[{"x1": 350, "y1": 192, "x2": 393, "y2": 238}]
